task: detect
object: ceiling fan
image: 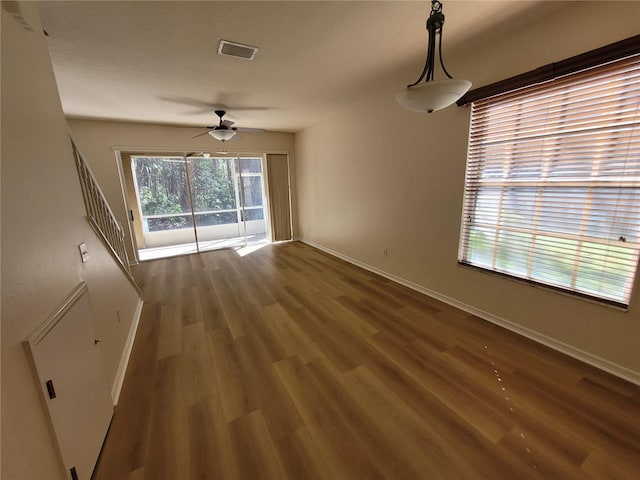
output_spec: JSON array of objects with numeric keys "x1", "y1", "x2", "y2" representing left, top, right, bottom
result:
[{"x1": 192, "y1": 110, "x2": 264, "y2": 142}]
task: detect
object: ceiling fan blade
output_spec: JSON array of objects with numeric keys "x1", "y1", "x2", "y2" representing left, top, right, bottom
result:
[
  {"x1": 221, "y1": 119, "x2": 235, "y2": 128},
  {"x1": 191, "y1": 131, "x2": 211, "y2": 139},
  {"x1": 212, "y1": 104, "x2": 272, "y2": 112},
  {"x1": 231, "y1": 133, "x2": 244, "y2": 141},
  {"x1": 236, "y1": 127, "x2": 265, "y2": 133}
]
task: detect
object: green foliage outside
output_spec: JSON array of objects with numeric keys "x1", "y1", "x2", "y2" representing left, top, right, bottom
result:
[
  {"x1": 133, "y1": 157, "x2": 265, "y2": 232},
  {"x1": 466, "y1": 227, "x2": 634, "y2": 302}
]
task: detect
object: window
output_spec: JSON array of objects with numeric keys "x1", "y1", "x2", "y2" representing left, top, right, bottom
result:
[{"x1": 458, "y1": 54, "x2": 640, "y2": 307}]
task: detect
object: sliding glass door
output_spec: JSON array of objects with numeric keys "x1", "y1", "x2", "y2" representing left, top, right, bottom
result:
[
  {"x1": 132, "y1": 156, "x2": 197, "y2": 259},
  {"x1": 131, "y1": 154, "x2": 268, "y2": 260},
  {"x1": 188, "y1": 155, "x2": 269, "y2": 253}
]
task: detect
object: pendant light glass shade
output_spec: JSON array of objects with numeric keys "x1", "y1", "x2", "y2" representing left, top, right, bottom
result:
[
  {"x1": 396, "y1": 78, "x2": 472, "y2": 113},
  {"x1": 208, "y1": 129, "x2": 236, "y2": 141},
  {"x1": 397, "y1": 0, "x2": 470, "y2": 113}
]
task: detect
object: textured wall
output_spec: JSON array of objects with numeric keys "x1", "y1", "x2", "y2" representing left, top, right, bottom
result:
[
  {"x1": 1, "y1": 4, "x2": 142, "y2": 478},
  {"x1": 295, "y1": 1, "x2": 640, "y2": 377}
]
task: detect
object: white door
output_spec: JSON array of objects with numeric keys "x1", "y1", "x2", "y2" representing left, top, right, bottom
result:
[{"x1": 25, "y1": 282, "x2": 114, "y2": 480}]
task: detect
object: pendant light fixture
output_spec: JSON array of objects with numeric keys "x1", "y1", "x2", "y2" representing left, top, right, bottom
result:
[{"x1": 396, "y1": 0, "x2": 471, "y2": 113}]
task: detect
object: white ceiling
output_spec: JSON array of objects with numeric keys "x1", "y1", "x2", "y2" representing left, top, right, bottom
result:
[{"x1": 38, "y1": 1, "x2": 542, "y2": 133}]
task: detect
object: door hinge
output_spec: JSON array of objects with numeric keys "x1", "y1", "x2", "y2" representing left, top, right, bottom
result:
[
  {"x1": 70, "y1": 466, "x2": 79, "y2": 480},
  {"x1": 129, "y1": 210, "x2": 134, "y2": 222},
  {"x1": 46, "y1": 379, "x2": 56, "y2": 399}
]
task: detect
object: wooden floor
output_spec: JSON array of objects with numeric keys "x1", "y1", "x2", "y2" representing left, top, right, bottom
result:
[{"x1": 93, "y1": 241, "x2": 640, "y2": 480}]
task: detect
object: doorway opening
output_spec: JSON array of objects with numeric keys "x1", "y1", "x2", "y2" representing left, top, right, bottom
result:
[{"x1": 128, "y1": 154, "x2": 269, "y2": 261}]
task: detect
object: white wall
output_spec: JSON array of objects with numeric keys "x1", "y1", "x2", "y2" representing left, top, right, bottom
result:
[
  {"x1": 295, "y1": 1, "x2": 640, "y2": 380},
  {"x1": 68, "y1": 119, "x2": 297, "y2": 262},
  {"x1": 1, "y1": 4, "x2": 142, "y2": 479}
]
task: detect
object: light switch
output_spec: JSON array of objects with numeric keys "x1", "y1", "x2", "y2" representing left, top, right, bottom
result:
[{"x1": 79, "y1": 242, "x2": 90, "y2": 263}]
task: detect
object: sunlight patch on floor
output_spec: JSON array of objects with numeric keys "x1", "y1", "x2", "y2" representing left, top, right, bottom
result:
[{"x1": 138, "y1": 234, "x2": 267, "y2": 261}]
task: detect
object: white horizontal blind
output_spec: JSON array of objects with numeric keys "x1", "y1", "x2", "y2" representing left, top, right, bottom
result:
[{"x1": 458, "y1": 55, "x2": 640, "y2": 307}]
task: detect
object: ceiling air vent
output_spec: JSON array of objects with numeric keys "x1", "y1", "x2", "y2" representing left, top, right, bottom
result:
[{"x1": 217, "y1": 40, "x2": 258, "y2": 61}]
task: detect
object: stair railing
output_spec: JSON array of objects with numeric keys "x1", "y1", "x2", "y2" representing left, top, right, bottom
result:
[{"x1": 72, "y1": 140, "x2": 140, "y2": 293}]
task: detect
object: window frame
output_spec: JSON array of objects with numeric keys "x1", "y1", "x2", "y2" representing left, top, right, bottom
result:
[{"x1": 457, "y1": 44, "x2": 640, "y2": 309}]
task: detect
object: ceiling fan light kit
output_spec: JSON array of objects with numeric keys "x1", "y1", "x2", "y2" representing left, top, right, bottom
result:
[
  {"x1": 201, "y1": 109, "x2": 238, "y2": 142},
  {"x1": 193, "y1": 109, "x2": 265, "y2": 143},
  {"x1": 397, "y1": 0, "x2": 471, "y2": 113},
  {"x1": 208, "y1": 129, "x2": 237, "y2": 141}
]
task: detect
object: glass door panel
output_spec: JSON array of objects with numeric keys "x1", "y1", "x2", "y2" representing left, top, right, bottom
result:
[
  {"x1": 132, "y1": 156, "x2": 197, "y2": 260},
  {"x1": 189, "y1": 156, "x2": 246, "y2": 252},
  {"x1": 237, "y1": 157, "x2": 268, "y2": 245}
]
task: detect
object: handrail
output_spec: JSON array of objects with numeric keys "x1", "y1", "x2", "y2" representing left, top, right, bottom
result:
[{"x1": 72, "y1": 141, "x2": 142, "y2": 295}]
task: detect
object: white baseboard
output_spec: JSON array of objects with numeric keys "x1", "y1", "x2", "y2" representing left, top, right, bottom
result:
[
  {"x1": 111, "y1": 297, "x2": 144, "y2": 404},
  {"x1": 298, "y1": 238, "x2": 640, "y2": 385}
]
